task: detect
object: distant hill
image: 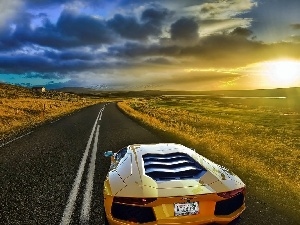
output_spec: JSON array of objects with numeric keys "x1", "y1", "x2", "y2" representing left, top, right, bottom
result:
[
  {"x1": 4, "y1": 83, "x2": 299, "y2": 99},
  {"x1": 0, "y1": 83, "x2": 36, "y2": 98},
  {"x1": 55, "y1": 87, "x2": 97, "y2": 94},
  {"x1": 0, "y1": 83, "x2": 80, "y2": 100},
  {"x1": 128, "y1": 87, "x2": 300, "y2": 97},
  {"x1": 84, "y1": 87, "x2": 300, "y2": 98},
  {"x1": 198, "y1": 87, "x2": 300, "y2": 98}
]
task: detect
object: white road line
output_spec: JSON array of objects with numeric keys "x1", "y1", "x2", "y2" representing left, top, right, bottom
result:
[
  {"x1": 0, "y1": 131, "x2": 33, "y2": 148},
  {"x1": 51, "y1": 118, "x2": 61, "y2": 124},
  {"x1": 98, "y1": 108, "x2": 104, "y2": 121},
  {"x1": 60, "y1": 106, "x2": 104, "y2": 225},
  {"x1": 80, "y1": 125, "x2": 100, "y2": 224}
]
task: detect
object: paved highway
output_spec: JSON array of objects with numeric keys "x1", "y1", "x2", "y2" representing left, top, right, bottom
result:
[{"x1": 0, "y1": 103, "x2": 295, "y2": 224}]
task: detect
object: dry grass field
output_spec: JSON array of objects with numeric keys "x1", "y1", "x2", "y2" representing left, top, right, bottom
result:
[
  {"x1": 2, "y1": 83, "x2": 299, "y2": 220},
  {"x1": 117, "y1": 96, "x2": 300, "y2": 221},
  {"x1": 0, "y1": 83, "x2": 103, "y2": 142}
]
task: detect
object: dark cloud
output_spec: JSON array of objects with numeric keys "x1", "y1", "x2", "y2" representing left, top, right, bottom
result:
[
  {"x1": 2, "y1": 27, "x2": 300, "y2": 77},
  {"x1": 5, "y1": 10, "x2": 116, "y2": 50},
  {"x1": 44, "y1": 49, "x2": 97, "y2": 61},
  {"x1": 144, "y1": 57, "x2": 174, "y2": 65},
  {"x1": 178, "y1": 35, "x2": 264, "y2": 66},
  {"x1": 56, "y1": 10, "x2": 115, "y2": 45},
  {"x1": 109, "y1": 34, "x2": 254, "y2": 62},
  {"x1": 230, "y1": 27, "x2": 253, "y2": 38},
  {"x1": 12, "y1": 12, "x2": 33, "y2": 38},
  {"x1": 117, "y1": 0, "x2": 203, "y2": 8},
  {"x1": 0, "y1": 55, "x2": 55, "y2": 73},
  {"x1": 200, "y1": 4, "x2": 216, "y2": 14},
  {"x1": 108, "y1": 33, "x2": 300, "y2": 67},
  {"x1": 108, "y1": 42, "x2": 160, "y2": 58},
  {"x1": 23, "y1": 0, "x2": 181, "y2": 11},
  {"x1": 141, "y1": 7, "x2": 172, "y2": 25},
  {"x1": 37, "y1": 13, "x2": 48, "y2": 18},
  {"x1": 108, "y1": 41, "x2": 188, "y2": 59},
  {"x1": 108, "y1": 14, "x2": 147, "y2": 40},
  {"x1": 17, "y1": 16, "x2": 84, "y2": 49},
  {"x1": 24, "y1": 72, "x2": 65, "y2": 80},
  {"x1": 24, "y1": 0, "x2": 106, "y2": 8},
  {"x1": 170, "y1": 17, "x2": 199, "y2": 42},
  {"x1": 290, "y1": 24, "x2": 300, "y2": 30},
  {"x1": 0, "y1": 52, "x2": 112, "y2": 74},
  {"x1": 0, "y1": 26, "x2": 21, "y2": 51},
  {"x1": 25, "y1": 0, "x2": 70, "y2": 6},
  {"x1": 106, "y1": 6, "x2": 171, "y2": 41},
  {"x1": 0, "y1": 3, "x2": 194, "y2": 53},
  {"x1": 2, "y1": 5, "x2": 171, "y2": 50}
]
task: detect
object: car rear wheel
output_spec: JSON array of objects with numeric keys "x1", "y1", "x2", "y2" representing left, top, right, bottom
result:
[
  {"x1": 228, "y1": 216, "x2": 241, "y2": 225},
  {"x1": 213, "y1": 216, "x2": 241, "y2": 225},
  {"x1": 103, "y1": 210, "x2": 109, "y2": 225}
]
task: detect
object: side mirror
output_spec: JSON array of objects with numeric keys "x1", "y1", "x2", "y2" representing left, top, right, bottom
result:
[{"x1": 104, "y1": 151, "x2": 114, "y2": 157}]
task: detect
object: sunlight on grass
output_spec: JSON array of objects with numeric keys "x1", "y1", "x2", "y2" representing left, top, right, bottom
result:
[{"x1": 0, "y1": 96, "x2": 103, "y2": 141}]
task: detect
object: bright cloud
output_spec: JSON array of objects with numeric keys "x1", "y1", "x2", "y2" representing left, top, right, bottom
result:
[
  {"x1": 0, "y1": 0, "x2": 23, "y2": 29},
  {"x1": 184, "y1": 0, "x2": 257, "y2": 19}
]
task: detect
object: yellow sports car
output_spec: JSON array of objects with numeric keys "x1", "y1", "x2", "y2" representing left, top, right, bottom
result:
[{"x1": 103, "y1": 143, "x2": 246, "y2": 225}]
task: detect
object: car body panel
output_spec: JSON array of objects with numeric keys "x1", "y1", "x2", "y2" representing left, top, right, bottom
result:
[
  {"x1": 103, "y1": 143, "x2": 246, "y2": 225},
  {"x1": 104, "y1": 193, "x2": 246, "y2": 225},
  {"x1": 106, "y1": 143, "x2": 244, "y2": 198}
]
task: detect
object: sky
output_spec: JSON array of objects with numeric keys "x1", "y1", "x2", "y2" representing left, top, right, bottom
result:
[{"x1": 0, "y1": 0, "x2": 300, "y2": 91}]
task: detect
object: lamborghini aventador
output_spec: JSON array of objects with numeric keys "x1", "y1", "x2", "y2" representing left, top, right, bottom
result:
[{"x1": 103, "y1": 143, "x2": 246, "y2": 224}]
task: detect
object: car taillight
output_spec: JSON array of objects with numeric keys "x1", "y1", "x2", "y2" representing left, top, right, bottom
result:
[
  {"x1": 113, "y1": 197, "x2": 157, "y2": 205},
  {"x1": 217, "y1": 187, "x2": 245, "y2": 198}
]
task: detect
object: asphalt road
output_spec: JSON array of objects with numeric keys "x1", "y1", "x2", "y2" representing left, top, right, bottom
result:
[{"x1": 0, "y1": 103, "x2": 296, "y2": 225}]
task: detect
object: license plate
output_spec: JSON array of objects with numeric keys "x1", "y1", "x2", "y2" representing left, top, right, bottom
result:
[{"x1": 174, "y1": 202, "x2": 199, "y2": 216}]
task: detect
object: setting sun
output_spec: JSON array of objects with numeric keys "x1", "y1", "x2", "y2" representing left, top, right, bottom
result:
[{"x1": 260, "y1": 59, "x2": 300, "y2": 87}]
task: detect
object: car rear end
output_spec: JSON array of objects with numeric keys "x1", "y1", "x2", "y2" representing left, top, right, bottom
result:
[{"x1": 104, "y1": 187, "x2": 246, "y2": 224}]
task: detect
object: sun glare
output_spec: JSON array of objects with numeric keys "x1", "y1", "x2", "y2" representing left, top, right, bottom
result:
[{"x1": 260, "y1": 59, "x2": 300, "y2": 87}]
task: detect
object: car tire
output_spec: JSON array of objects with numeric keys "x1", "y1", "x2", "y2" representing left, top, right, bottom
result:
[
  {"x1": 103, "y1": 210, "x2": 109, "y2": 225},
  {"x1": 228, "y1": 216, "x2": 241, "y2": 225}
]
